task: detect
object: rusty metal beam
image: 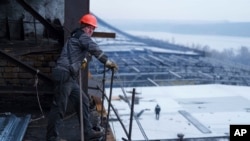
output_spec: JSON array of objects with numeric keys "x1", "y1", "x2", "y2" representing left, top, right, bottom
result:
[
  {"x1": 10, "y1": 46, "x2": 59, "y2": 56},
  {"x1": 65, "y1": 0, "x2": 90, "y2": 95},
  {"x1": 0, "y1": 49, "x2": 53, "y2": 83},
  {"x1": 64, "y1": 0, "x2": 89, "y2": 42},
  {"x1": 92, "y1": 32, "x2": 116, "y2": 38},
  {"x1": 16, "y1": 0, "x2": 63, "y2": 43}
]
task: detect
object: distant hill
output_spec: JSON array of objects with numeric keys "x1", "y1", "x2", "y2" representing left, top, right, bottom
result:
[{"x1": 110, "y1": 20, "x2": 250, "y2": 37}]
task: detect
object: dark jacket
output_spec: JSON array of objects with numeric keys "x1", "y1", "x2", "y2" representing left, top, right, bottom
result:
[
  {"x1": 56, "y1": 28, "x2": 108, "y2": 74},
  {"x1": 155, "y1": 105, "x2": 161, "y2": 114}
]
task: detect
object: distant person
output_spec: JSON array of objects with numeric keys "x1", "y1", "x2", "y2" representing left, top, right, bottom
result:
[{"x1": 155, "y1": 104, "x2": 161, "y2": 120}]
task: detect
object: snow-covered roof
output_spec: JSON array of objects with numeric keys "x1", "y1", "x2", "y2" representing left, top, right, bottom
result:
[
  {"x1": 105, "y1": 84, "x2": 250, "y2": 140},
  {"x1": 90, "y1": 17, "x2": 250, "y2": 88},
  {"x1": 93, "y1": 17, "x2": 250, "y2": 140}
]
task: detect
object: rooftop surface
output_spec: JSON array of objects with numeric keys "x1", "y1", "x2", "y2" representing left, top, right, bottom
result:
[{"x1": 105, "y1": 84, "x2": 250, "y2": 140}]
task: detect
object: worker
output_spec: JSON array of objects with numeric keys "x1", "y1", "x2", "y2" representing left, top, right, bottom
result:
[
  {"x1": 46, "y1": 13, "x2": 118, "y2": 141},
  {"x1": 155, "y1": 104, "x2": 161, "y2": 120}
]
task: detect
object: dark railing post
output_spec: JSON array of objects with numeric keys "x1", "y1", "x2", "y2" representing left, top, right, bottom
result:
[
  {"x1": 177, "y1": 133, "x2": 184, "y2": 141},
  {"x1": 96, "y1": 86, "x2": 130, "y2": 139},
  {"x1": 104, "y1": 69, "x2": 115, "y2": 140},
  {"x1": 128, "y1": 88, "x2": 136, "y2": 140},
  {"x1": 101, "y1": 64, "x2": 106, "y2": 126},
  {"x1": 79, "y1": 69, "x2": 84, "y2": 141}
]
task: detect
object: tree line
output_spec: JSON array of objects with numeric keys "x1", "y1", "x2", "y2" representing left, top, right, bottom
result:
[{"x1": 197, "y1": 45, "x2": 250, "y2": 66}]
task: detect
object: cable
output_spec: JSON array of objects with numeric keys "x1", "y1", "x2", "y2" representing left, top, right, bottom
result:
[{"x1": 30, "y1": 69, "x2": 45, "y2": 123}]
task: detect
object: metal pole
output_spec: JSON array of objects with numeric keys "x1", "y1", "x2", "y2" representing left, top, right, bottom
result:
[
  {"x1": 33, "y1": 17, "x2": 37, "y2": 44},
  {"x1": 128, "y1": 88, "x2": 136, "y2": 140},
  {"x1": 177, "y1": 133, "x2": 184, "y2": 141},
  {"x1": 120, "y1": 85, "x2": 148, "y2": 140},
  {"x1": 104, "y1": 69, "x2": 115, "y2": 141},
  {"x1": 96, "y1": 86, "x2": 130, "y2": 139},
  {"x1": 100, "y1": 64, "x2": 106, "y2": 126},
  {"x1": 79, "y1": 69, "x2": 84, "y2": 141}
]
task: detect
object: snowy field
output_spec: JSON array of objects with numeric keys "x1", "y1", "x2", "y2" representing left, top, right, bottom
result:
[{"x1": 105, "y1": 84, "x2": 250, "y2": 140}]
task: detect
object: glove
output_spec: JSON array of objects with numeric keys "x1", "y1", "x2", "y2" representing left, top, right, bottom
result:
[
  {"x1": 106, "y1": 60, "x2": 118, "y2": 71},
  {"x1": 81, "y1": 58, "x2": 88, "y2": 69}
]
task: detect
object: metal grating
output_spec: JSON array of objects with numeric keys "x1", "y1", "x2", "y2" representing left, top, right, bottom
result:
[{"x1": 0, "y1": 114, "x2": 31, "y2": 141}]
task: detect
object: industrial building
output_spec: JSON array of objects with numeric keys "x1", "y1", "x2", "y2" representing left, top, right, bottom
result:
[{"x1": 0, "y1": 0, "x2": 250, "y2": 141}]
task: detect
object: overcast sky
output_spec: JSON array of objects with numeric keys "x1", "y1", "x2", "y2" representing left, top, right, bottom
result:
[{"x1": 90, "y1": 0, "x2": 250, "y2": 22}]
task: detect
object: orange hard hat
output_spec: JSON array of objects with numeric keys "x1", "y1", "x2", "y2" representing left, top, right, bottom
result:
[{"x1": 79, "y1": 14, "x2": 97, "y2": 28}]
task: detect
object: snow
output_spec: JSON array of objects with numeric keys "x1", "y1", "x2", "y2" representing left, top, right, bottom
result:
[{"x1": 105, "y1": 84, "x2": 250, "y2": 140}]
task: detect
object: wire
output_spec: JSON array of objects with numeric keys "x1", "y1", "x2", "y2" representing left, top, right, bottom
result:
[{"x1": 30, "y1": 69, "x2": 45, "y2": 123}]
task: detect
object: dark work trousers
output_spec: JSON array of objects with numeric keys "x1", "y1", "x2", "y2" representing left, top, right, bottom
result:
[
  {"x1": 155, "y1": 112, "x2": 160, "y2": 120},
  {"x1": 155, "y1": 107, "x2": 160, "y2": 120},
  {"x1": 46, "y1": 68, "x2": 92, "y2": 140}
]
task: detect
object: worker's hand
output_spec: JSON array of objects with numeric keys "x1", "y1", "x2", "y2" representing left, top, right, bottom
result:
[
  {"x1": 106, "y1": 60, "x2": 118, "y2": 72},
  {"x1": 81, "y1": 58, "x2": 88, "y2": 69}
]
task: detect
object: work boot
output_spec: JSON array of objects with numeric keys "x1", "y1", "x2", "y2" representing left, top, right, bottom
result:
[
  {"x1": 90, "y1": 111, "x2": 101, "y2": 127},
  {"x1": 85, "y1": 129, "x2": 104, "y2": 140}
]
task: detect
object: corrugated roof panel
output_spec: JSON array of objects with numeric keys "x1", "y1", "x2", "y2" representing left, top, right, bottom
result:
[{"x1": 0, "y1": 114, "x2": 31, "y2": 141}]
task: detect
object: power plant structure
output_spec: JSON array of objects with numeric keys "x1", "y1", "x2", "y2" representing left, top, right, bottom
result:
[{"x1": 0, "y1": 0, "x2": 250, "y2": 141}]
